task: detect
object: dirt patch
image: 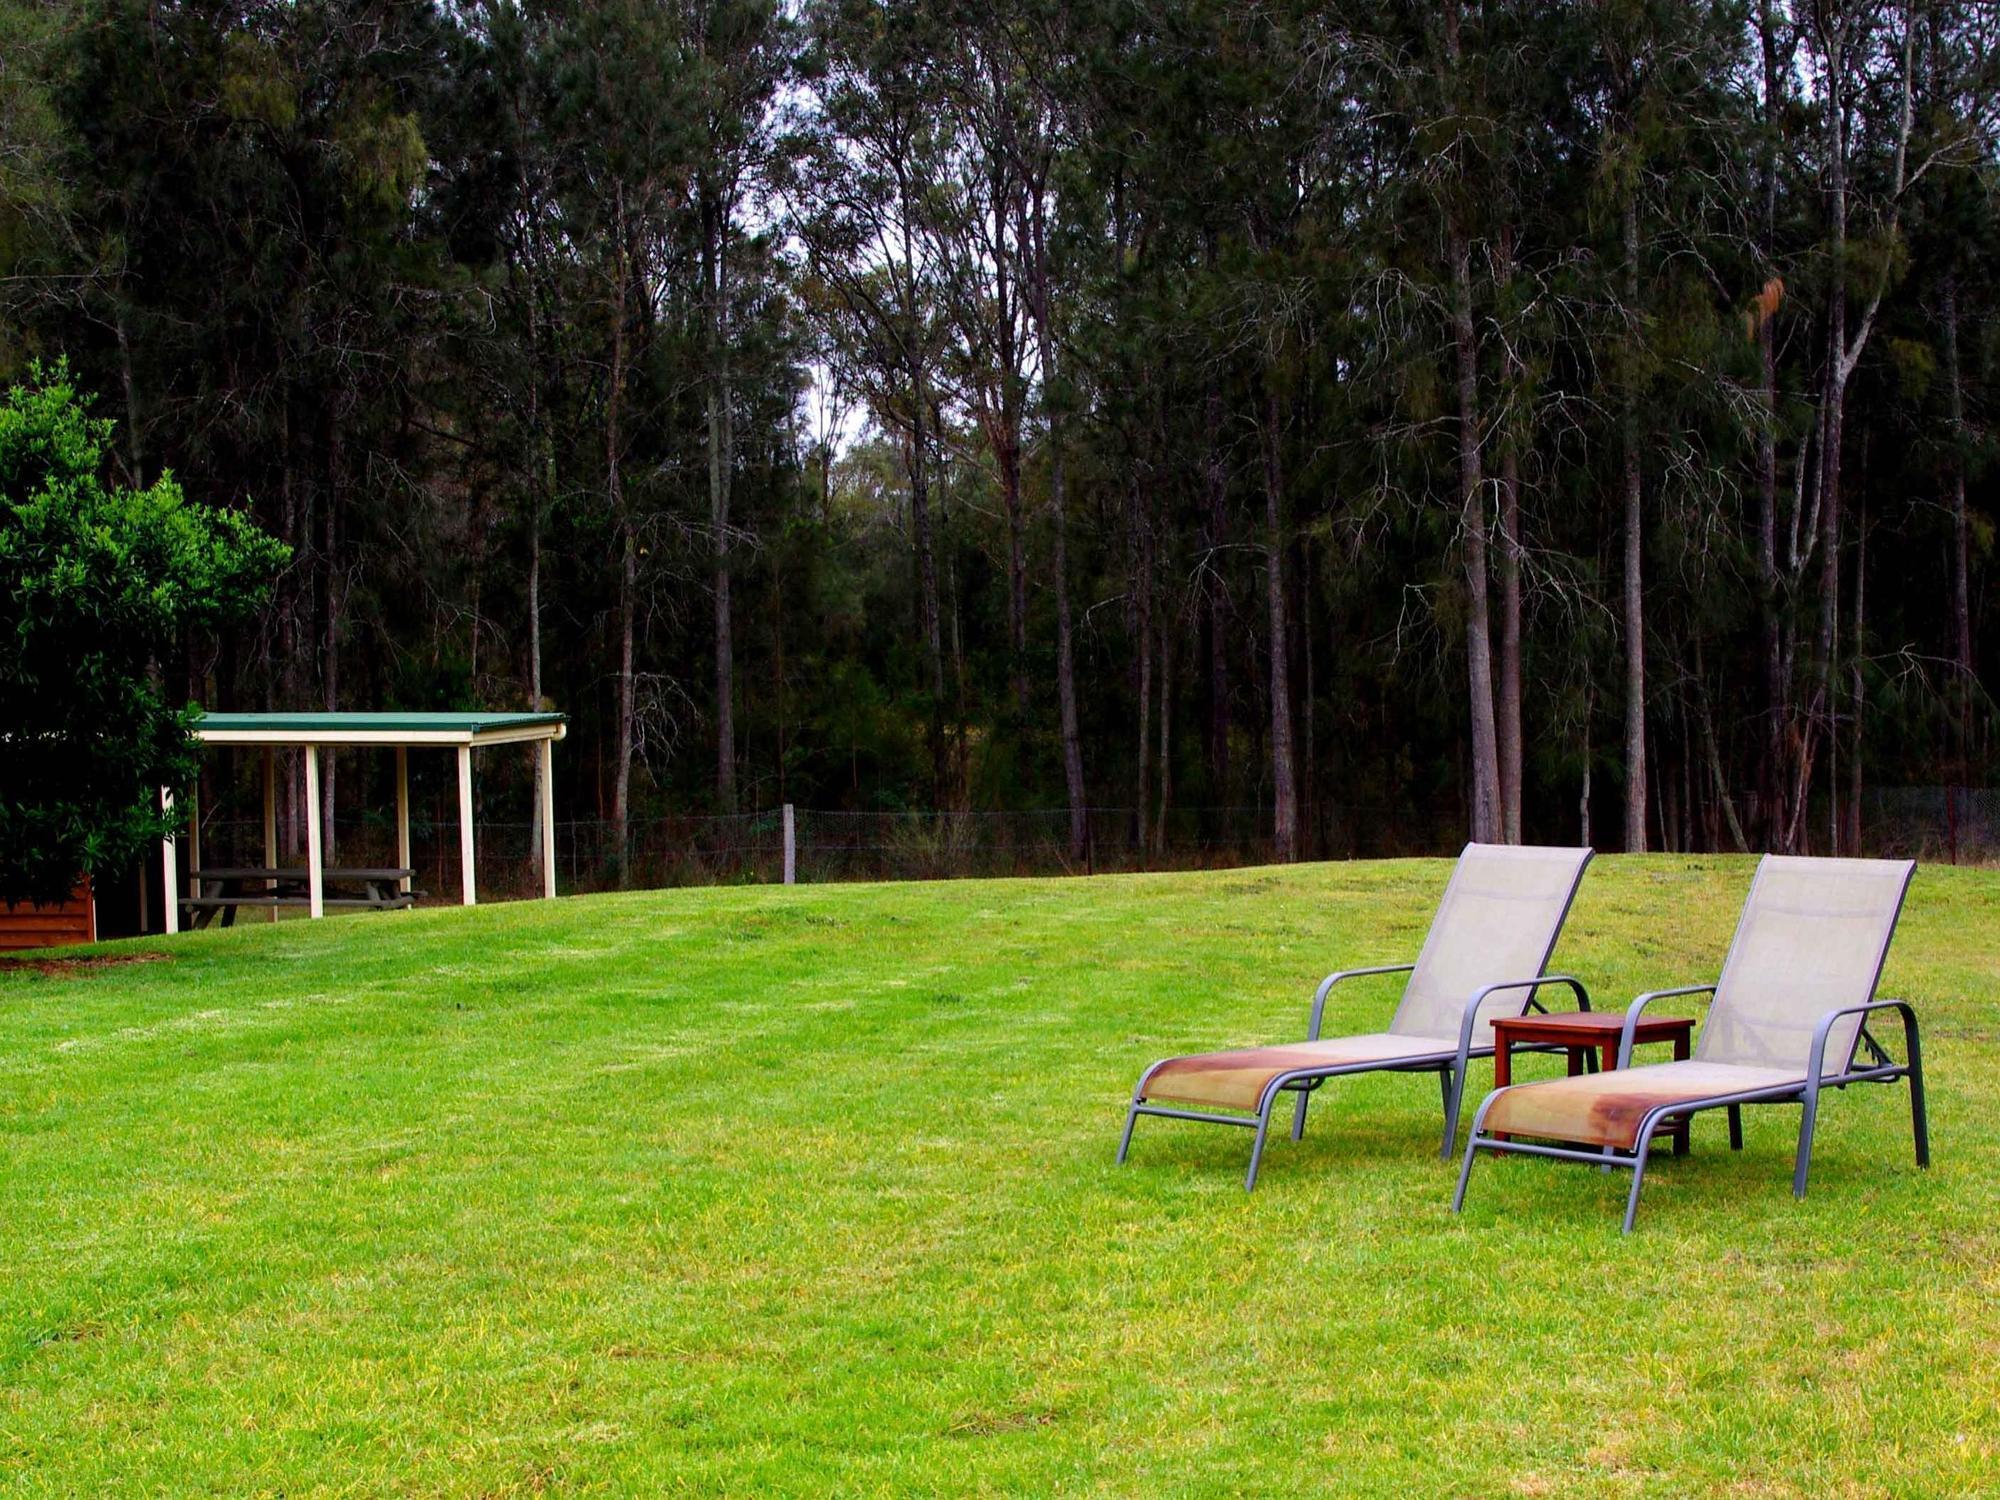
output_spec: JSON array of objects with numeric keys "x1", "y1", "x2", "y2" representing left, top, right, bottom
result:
[{"x1": 0, "y1": 951, "x2": 169, "y2": 977}]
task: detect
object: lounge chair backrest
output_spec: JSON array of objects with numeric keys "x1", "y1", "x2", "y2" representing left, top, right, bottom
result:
[
  {"x1": 1389, "y1": 844, "x2": 1593, "y2": 1044},
  {"x1": 1696, "y1": 854, "x2": 1915, "y2": 1078}
]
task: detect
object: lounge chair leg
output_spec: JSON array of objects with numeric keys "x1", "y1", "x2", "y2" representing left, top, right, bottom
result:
[
  {"x1": 1793, "y1": 1086, "x2": 1821, "y2": 1200},
  {"x1": 1451, "y1": 1092, "x2": 1501, "y2": 1214},
  {"x1": 1622, "y1": 1118, "x2": 1662, "y2": 1234},
  {"x1": 1728, "y1": 1104, "x2": 1743, "y2": 1151},
  {"x1": 1290, "y1": 1086, "x2": 1310, "y2": 1142},
  {"x1": 1439, "y1": 1068, "x2": 1465, "y2": 1160},
  {"x1": 1116, "y1": 1101, "x2": 1141, "y2": 1165},
  {"x1": 1451, "y1": 1137, "x2": 1481, "y2": 1214},
  {"x1": 1246, "y1": 1101, "x2": 1275, "y2": 1193},
  {"x1": 1906, "y1": 1017, "x2": 1930, "y2": 1169}
]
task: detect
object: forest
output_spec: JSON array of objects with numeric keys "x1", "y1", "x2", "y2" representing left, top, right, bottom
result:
[{"x1": 3, "y1": 0, "x2": 1997, "y2": 882}]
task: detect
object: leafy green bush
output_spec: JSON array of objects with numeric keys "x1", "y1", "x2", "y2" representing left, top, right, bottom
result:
[{"x1": 0, "y1": 363, "x2": 287, "y2": 907}]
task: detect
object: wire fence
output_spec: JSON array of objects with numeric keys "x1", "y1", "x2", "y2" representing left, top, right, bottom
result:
[
  {"x1": 189, "y1": 785, "x2": 2000, "y2": 905},
  {"x1": 1856, "y1": 786, "x2": 2000, "y2": 863},
  {"x1": 194, "y1": 805, "x2": 1301, "y2": 901}
]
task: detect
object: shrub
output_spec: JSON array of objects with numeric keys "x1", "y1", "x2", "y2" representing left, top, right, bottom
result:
[{"x1": 0, "y1": 363, "x2": 287, "y2": 906}]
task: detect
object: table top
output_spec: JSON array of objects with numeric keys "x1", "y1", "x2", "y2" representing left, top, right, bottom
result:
[{"x1": 1491, "y1": 1009, "x2": 1695, "y2": 1040}]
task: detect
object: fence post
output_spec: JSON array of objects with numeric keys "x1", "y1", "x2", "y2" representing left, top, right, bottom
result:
[{"x1": 783, "y1": 803, "x2": 796, "y2": 886}]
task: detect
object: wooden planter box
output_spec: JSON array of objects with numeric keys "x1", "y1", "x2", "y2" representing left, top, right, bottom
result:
[{"x1": 0, "y1": 878, "x2": 97, "y2": 951}]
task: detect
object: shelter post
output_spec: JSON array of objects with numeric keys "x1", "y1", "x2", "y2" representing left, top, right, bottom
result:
[
  {"x1": 159, "y1": 787, "x2": 178, "y2": 934},
  {"x1": 395, "y1": 747, "x2": 411, "y2": 895},
  {"x1": 187, "y1": 782, "x2": 201, "y2": 901},
  {"x1": 262, "y1": 749, "x2": 278, "y2": 921},
  {"x1": 457, "y1": 744, "x2": 476, "y2": 906},
  {"x1": 303, "y1": 745, "x2": 325, "y2": 919},
  {"x1": 538, "y1": 738, "x2": 556, "y2": 900}
]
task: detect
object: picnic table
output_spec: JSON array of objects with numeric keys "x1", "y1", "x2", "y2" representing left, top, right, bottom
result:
[{"x1": 179, "y1": 866, "x2": 418, "y2": 928}]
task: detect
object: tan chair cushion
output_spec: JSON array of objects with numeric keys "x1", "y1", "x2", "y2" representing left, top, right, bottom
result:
[
  {"x1": 1482, "y1": 1060, "x2": 1807, "y2": 1150},
  {"x1": 1141, "y1": 1033, "x2": 1460, "y2": 1113}
]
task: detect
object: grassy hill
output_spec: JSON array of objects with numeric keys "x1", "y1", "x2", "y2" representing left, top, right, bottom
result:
[{"x1": 2, "y1": 856, "x2": 1996, "y2": 1494}]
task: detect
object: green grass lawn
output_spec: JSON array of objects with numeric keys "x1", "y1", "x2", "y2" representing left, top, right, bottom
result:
[{"x1": 2, "y1": 855, "x2": 1997, "y2": 1496}]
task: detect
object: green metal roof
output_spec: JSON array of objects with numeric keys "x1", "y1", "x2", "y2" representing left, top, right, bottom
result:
[{"x1": 194, "y1": 711, "x2": 566, "y2": 745}]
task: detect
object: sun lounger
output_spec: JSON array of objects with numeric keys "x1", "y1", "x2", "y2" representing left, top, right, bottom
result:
[
  {"x1": 1452, "y1": 854, "x2": 1928, "y2": 1232},
  {"x1": 1118, "y1": 844, "x2": 1594, "y2": 1190}
]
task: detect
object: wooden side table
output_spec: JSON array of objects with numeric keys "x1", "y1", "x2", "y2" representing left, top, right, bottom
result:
[{"x1": 1489, "y1": 1010, "x2": 1698, "y2": 1153}]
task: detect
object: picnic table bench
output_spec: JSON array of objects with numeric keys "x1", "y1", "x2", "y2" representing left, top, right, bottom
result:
[{"x1": 179, "y1": 866, "x2": 419, "y2": 928}]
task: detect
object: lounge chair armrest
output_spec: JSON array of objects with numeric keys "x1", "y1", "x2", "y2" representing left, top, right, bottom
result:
[
  {"x1": 1617, "y1": 983, "x2": 1717, "y2": 1068},
  {"x1": 1806, "y1": 998, "x2": 1921, "y2": 1085},
  {"x1": 1454, "y1": 975, "x2": 1592, "y2": 1061},
  {"x1": 1307, "y1": 963, "x2": 1416, "y2": 1040}
]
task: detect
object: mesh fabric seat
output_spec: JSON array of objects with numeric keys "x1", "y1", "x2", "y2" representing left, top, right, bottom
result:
[
  {"x1": 1119, "y1": 844, "x2": 1593, "y2": 1190},
  {"x1": 1455, "y1": 855, "x2": 1930, "y2": 1232}
]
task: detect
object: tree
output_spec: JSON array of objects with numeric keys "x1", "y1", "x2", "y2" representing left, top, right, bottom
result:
[
  {"x1": 3, "y1": 0, "x2": 1996, "y2": 882},
  {"x1": 793, "y1": 0, "x2": 960, "y2": 804},
  {"x1": 0, "y1": 366, "x2": 286, "y2": 906}
]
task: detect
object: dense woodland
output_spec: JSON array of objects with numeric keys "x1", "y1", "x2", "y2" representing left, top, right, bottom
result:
[{"x1": 4, "y1": 0, "x2": 1999, "y2": 879}]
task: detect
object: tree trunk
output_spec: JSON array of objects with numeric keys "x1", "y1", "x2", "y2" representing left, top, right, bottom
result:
[
  {"x1": 907, "y1": 388, "x2": 948, "y2": 803},
  {"x1": 114, "y1": 300, "x2": 143, "y2": 485},
  {"x1": 1495, "y1": 228, "x2": 1524, "y2": 844},
  {"x1": 527, "y1": 501, "x2": 545, "y2": 877},
  {"x1": 1135, "y1": 485, "x2": 1154, "y2": 857},
  {"x1": 1944, "y1": 275, "x2": 1974, "y2": 780},
  {"x1": 525, "y1": 264, "x2": 553, "y2": 888},
  {"x1": 995, "y1": 228, "x2": 1031, "y2": 718},
  {"x1": 705, "y1": 191, "x2": 738, "y2": 815},
  {"x1": 607, "y1": 190, "x2": 635, "y2": 885},
  {"x1": 1261, "y1": 383, "x2": 1299, "y2": 861},
  {"x1": 949, "y1": 549, "x2": 969, "y2": 805},
  {"x1": 1442, "y1": 0, "x2": 1500, "y2": 844},
  {"x1": 1620, "y1": 193, "x2": 1647, "y2": 854},
  {"x1": 1758, "y1": 306, "x2": 1784, "y2": 846},
  {"x1": 773, "y1": 547, "x2": 789, "y2": 805},
  {"x1": 1756, "y1": 0, "x2": 1786, "y2": 847},
  {"x1": 1792, "y1": 2, "x2": 1912, "y2": 852},
  {"x1": 1449, "y1": 222, "x2": 1501, "y2": 843},
  {"x1": 277, "y1": 400, "x2": 300, "y2": 858},
  {"x1": 1497, "y1": 427, "x2": 1523, "y2": 844},
  {"x1": 613, "y1": 524, "x2": 637, "y2": 885},
  {"x1": 1806, "y1": 265, "x2": 1846, "y2": 852},
  {"x1": 321, "y1": 406, "x2": 342, "y2": 862},
  {"x1": 1156, "y1": 600, "x2": 1173, "y2": 856},
  {"x1": 1302, "y1": 542, "x2": 1316, "y2": 856},
  {"x1": 1022, "y1": 187, "x2": 1087, "y2": 863},
  {"x1": 1847, "y1": 496, "x2": 1866, "y2": 853},
  {"x1": 998, "y1": 427, "x2": 1029, "y2": 716},
  {"x1": 1203, "y1": 386, "x2": 1230, "y2": 810},
  {"x1": 1051, "y1": 443, "x2": 1087, "y2": 863},
  {"x1": 1579, "y1": 686, "x2": 1593, "y2": 846},
  {"x1": 1695, "y1": 639, "x2": 1751, "y2": 852}
]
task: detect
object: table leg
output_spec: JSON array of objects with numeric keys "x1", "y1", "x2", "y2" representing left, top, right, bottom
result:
[
  {"x1": 1566, "y1": 1047, "x2": 1584, "y2": 1077},
  {"x1": 1492, "y1": 1037, "x2": 1512, "y2": 1142}
]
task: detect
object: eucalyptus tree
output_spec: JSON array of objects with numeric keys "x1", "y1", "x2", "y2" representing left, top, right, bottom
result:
[
  {"x1": 920, "y1": 19, "x2": 1037, "y2": 720},
  {"x1": 4, "y1": 0, "x2": 1997, "y2": 871},
  {"x1": 792, "y1": 0, "x2": 962, "y2": 803},
  {"x1": 681, "y1": 0, "x2": 793, "y2": 814},
  {"x1": 526, "y1": 0, "x2": 708, "y2": 875},
  {"x1": 975, "y1": 2, "x2": 1090, "y2": 860}
]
